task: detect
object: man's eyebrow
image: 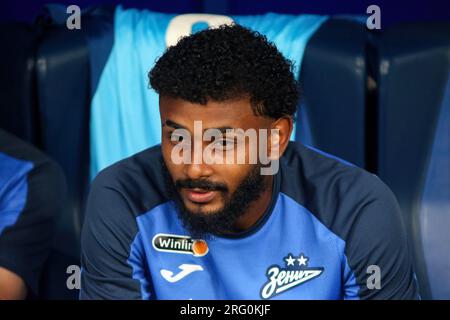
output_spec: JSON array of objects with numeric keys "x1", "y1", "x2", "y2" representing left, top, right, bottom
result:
[
  {"x1": 204, "y1": 126, "x2": 234, "y2": 134},
  {"x1": 163, "y1": 120, "x2": 186, "y2": 129},
  {"x1": 163, "y1": 121, "x2": 235, "y2": 134}
]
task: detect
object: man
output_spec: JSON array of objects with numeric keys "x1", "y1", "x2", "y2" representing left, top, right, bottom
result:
[
  {"x1": 80, "y1": 24, "x2": 419, "y2": 299},
  {"x1": 0, "y1": 129, "x2": 65, "y2": 299}
]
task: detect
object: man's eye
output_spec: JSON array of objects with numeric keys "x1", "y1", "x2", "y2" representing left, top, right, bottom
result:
[{"x1": 170, "y1": 133, "x2": 189, "y2": 144}]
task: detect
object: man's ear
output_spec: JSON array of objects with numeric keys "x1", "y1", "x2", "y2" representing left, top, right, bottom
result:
[{"x1": 269, "y1": 117, "x2": 293, "y2": 160}]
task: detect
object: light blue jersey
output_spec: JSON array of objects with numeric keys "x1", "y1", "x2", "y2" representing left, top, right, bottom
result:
[{"x1": 80, "y1": 143, "x2": 419, "y2": 300}]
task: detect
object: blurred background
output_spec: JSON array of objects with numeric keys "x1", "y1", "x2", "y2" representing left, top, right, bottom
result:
[{"x1": 0, "y1": 0, "x2": 449, "y2": 300}]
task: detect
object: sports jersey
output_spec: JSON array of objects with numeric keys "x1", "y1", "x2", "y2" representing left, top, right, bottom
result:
[
  {"x1": 0, "y1": 129, "x2": 65, "y2": 297},
  {"x1": 80, "y1": 142, "x2": 419, "y2": 300}
]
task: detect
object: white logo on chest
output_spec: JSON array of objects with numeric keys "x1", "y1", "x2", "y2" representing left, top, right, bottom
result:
[
  {"x1": 261, "y1": 253, "x2": 324, "y2": 299},
  {"x1": 160, "y1": 264, "x2": 204, "y2": 283}
]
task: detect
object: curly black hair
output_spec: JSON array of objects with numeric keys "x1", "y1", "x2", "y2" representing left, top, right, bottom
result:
[{"x1": 149, "y1": 24, "x2": 300, "y2": 119}]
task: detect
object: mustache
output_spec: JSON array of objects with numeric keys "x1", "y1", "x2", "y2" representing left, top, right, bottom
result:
[{"x1": 175, "y1": 179, "x2": 228, "y2": 192}]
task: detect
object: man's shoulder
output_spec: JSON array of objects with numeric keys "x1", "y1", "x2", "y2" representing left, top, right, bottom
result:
[
  {"x1": 281, "y1": 142, "x2": 399, "y2": 236},
  {"x1": 281, "y1": 143, "x2": 418, "y2": 300},
  {"x1": 94, "y1": 144, "x2": 163, "y2": 182},
  {"x1": 0, "y1": 129, "x2": 65, "y2": 197},
  {"x1": 282, "y1": 142, "x2": 385, "y2": 193},
  {"x1": 91, "y1": 144, "x2": 168, "y2": 214}
]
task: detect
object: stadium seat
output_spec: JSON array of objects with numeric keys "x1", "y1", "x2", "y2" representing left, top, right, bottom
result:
[
  {"x1": 299, "y1": 17, "x2": 367, "y2": 168},
  {"x1": 375, "y1": 22, "x2": 450, "y2": 300},
  {"x1": 0, "y1": 22, "x2": 40, "y2": 145},
  {"x1": 34, "y1": 5, "x2": 115, "y2": 299},
  {"x1": 35, "y1": 14, "x2": 91, "y2": 299}
]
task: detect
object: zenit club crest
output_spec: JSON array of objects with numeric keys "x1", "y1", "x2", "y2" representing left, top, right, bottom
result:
[
  {"x1": 260, "y1": 253, "x2": 324, "y2": 299},
  {"x1": 152, "y1": 233, "x2": 209, "y2": 257}
]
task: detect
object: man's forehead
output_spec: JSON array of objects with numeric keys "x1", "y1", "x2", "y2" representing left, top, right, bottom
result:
[
  {"x1": 163, "y1": 119, "x2": 233, "y2": 132},
  {"x1": 159, "y1": 96, "x2": 268, "y2": 130},
  {"x1": 159, "y1": 95, "x2": 253, "y2": 113}
]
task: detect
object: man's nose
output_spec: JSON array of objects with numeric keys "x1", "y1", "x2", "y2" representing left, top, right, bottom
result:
[{"x1": 183, "y1": 161, "x2": 213, "y2": 180}]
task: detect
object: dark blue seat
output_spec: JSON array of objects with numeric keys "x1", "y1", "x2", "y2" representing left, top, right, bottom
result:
[
  {"x1": 35, "y1": 17, "x2": 91, "y2": 299},
  {"x1": 299, "y1": 17, "x2": 367, "y2": 168},
  {"x1": 376, "y1": 22, "x2": 450, "y2": 300},
  {"x1": 34, "y1": 5, "x2": 114, "y2": 299},
  {"x1": 0, "y1": 23, "x2": 39, "y2": 145}
]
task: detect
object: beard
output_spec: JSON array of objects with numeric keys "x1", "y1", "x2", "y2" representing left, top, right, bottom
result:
[{"x1": 162, "y1": 161, "x2": 269, "y2": 239}]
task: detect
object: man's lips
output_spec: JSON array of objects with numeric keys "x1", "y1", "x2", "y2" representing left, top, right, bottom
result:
[{"x1": 184, "y1": 188, "x2": 217, "y2": 204}]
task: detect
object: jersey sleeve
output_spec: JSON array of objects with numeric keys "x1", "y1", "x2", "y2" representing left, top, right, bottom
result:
[
  {"x1": 0, "y1": 156, "x2": 65, "y2": 297},
  {"x1": 80, "y1": 171, "x2": 150, "y2": 300},
  {"x1": 342, "y1": 174, "x2": 420, "y2": 300}
]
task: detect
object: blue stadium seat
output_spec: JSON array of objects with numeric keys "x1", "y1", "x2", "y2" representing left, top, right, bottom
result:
[
  {"x1": 35, "y1": 16, "x2": 91, "y2": 299},
  {"x1": 299, "y1": 17, "x2": 367, "y2": 168},
  {"x1": 0, "y1": 23, "x2": 40, "y2": 145},
  {"x1": 34, "y1": 5, "x2": 115, "y2": 299},
  {"x1": 376, "y1": 22, "x2": 450, "y2": 300}
]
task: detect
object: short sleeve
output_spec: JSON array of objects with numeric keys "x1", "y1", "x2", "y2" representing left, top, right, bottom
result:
[
  {"x1": 0, "y1": 156, "x2": 65, "y2": 297},
  {"x1": 80, "y1": 172, "x2": 149, "y2": 300},
  {"x1": 342, "y1": 175, "x2": 420, "y2": 300}
]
